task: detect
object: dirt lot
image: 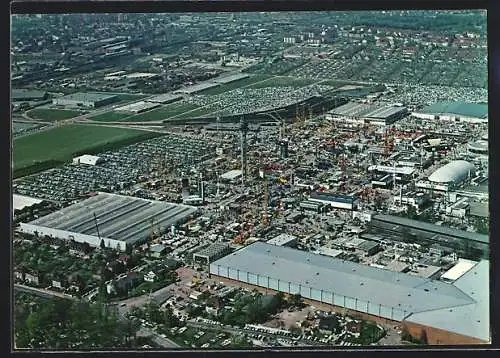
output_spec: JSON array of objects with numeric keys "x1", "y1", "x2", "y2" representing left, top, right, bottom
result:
[{"x1": 263, "y1": 306, "x2": 316, "y2": 330}]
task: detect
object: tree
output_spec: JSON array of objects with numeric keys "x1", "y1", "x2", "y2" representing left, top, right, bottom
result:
[{"x1": 289, "y1": 293, "x2": 303, "y2": 308}]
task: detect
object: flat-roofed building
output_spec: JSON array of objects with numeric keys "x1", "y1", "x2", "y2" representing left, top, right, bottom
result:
[
  {"x1": 52, "y1": 92, "x2": 118, "y2": 108},
  {"x1": 309, "y1": 192, "x2": 357, "y2": 210},
  {"x1": 440, "y1": 259, "x2": 477, "y2": 282},
  {"x1": 209, "y1": 242, "x2": 489, "y2": 344},
  {"x1": 18, "y1": 192, "x2": 197, "y2": 251}
]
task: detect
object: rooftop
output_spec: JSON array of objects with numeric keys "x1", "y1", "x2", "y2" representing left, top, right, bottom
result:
[
  {"x1": 428, "y1": 160, "x2": 476, "y2": 184},
  {"x1": 211, "y1": 242, "x2": 475, "y2": 317},
  {"x1": 406, "y1": 260, "x2": 489, "y2": 342},
  {"x1": 419, "y1": 102, "x2": 488, "y2": 119},
  {"x1": 13, "y1": 194, "x2": 43, "y2": 211},
  {"x1": 371, "y1": 214, "x2": 488, "y2": 244},
  {"x1": 27, "y1": 192, "x2": 197, "y2": 246},
  {"x1": 441, "y1": 259, "x2": 478, "y2": 282},
  {"x1": 221, "y1": 169, "x2": 243, "y2": 180},
  {"x1": 57, "y1": 92, "x2": 118, "y2": 102}
]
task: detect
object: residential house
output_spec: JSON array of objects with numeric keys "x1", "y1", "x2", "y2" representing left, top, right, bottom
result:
[{"x1": 25, "y1": 272, "x2": 40, "y2": 285}]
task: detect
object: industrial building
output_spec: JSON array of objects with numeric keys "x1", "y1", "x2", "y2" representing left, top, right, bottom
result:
[
  {"x1": 267, "y1": 234, "x2": 297, "y2": 247},
  {"x1": 209, "y1": 242, "x2": 489, "y2": 344},
  {"x1": 309, "y1": 192, "x2": 357, "y2": 210},
  {"x1": 412, "y1": 102, "x2": 488, "y2": 123},
  {"x1": 468, "y1": 140, "x2": 488, "y2": 156},
  {"x1": 326, "y1": 102, "x2": 408, "y2": 125},
  {"x1": 114, "y1": 101, "x2": 161, "y2": 114},
  {"x1": 193, "y1": 242, "x2": 232, "y2": 266},
  {"x1": 368, "y1": 214, "x2": 488, "y2": 257},
  {"x1": 213, "y1": 73, "x2": 249, "y2": 84},
  {"x1": 13, "y1": 194, "x2": 44, "y2": 211},
  {"x1": 146, "y1": 93, "x2": 183, "y2": 104},
  {"x1": 174, "y1": 82, "x2": 220, "y2": 95},
  {"x1": 18, "y1": 192, "x2": 197, "y2": 251},
  {"x1": 441, "y1": 259, "x2": 478, "y2": 282},
  {"x1": 72, "y1": 154, "x2": 103, "y2": 166},
  {"x1": 220, "y1": 169, "x2": 243, "y2": 182},
  {"x1": 52, "y1": 92, "x2": 118, "y2": 108},
  {"x1": 12, "y1": 89, "x2": 48, "y2": 101},
  {"x1": 368, "y1": 165, "x2": 416, "y2": 182}
]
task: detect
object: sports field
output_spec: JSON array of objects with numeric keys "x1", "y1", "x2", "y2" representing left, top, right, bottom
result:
[
  {"x1": 26, "y1": 108, "x2": 83, "y2": 121},
  {"x1": 13, "y1": 124, "x2": 153, "y2": 172}
]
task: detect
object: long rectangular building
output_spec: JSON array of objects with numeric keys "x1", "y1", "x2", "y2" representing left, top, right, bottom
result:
[
  {"x1": 369, "y1": 214, "x2": 488, "y2": 245},
  {"x1": 18, "y1": 192, "x2": 197, "y2": 251},
  {"x1": 209, "y1": 242, "x2": 489, "y2": 344}
]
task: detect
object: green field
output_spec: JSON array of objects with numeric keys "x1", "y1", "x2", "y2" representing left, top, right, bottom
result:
[
  {"x1": 26, "y1": 108, "x2": 83, "y2": 121},
  {"x1": 13, "y1": 124, "x2": 155, "y2": 174},
  {"x1": 247, "y1": 76, "x2": 319, "y2": 89},
  {"x1": 88, "y1": 111, "x2": 133, "y2": 122},
  {"x1": 197, "y1": 75, "x2": 273, "y2": 95}
]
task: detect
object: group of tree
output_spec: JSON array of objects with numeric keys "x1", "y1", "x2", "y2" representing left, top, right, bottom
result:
[{"x1": 14, "y1": 293, "x2": 141, "y2": 349}]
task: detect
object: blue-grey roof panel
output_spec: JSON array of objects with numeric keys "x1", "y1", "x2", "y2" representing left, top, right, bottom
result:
[{"x1": 211, "y1": 242, "x2": 474, "y2": 315}]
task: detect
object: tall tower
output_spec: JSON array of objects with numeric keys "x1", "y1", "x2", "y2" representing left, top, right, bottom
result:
[{"x1": 240, "y1": 116, "x2": 248, "y2": 186}]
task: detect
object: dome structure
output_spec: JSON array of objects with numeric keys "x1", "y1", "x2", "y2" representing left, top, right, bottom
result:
[{"x1": 428, "y1": 160, "x2": 475, "y2": 184}]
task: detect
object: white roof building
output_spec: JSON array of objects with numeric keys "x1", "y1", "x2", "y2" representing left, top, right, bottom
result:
[
  {"x1": 428, "y1": 160, "x2": 475, "y2": 184},
  {"x1": 13, "y1": 194, "x2": 43, "y2": 211},
  {"x1": 72, "y1": 154, "x2": 102, "y2": 166},
  {"x1": 220, "y1": 169, "x2": 242, "y2": 181},
  {"x1": 441, "y1": 259, "x2": 478, "y2": 282}
]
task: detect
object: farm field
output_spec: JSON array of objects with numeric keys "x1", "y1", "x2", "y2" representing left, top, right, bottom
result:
[
  {"x1": 13, "y1": 124, "x2": 153, "y2": 172},
  {"x1": 26, "y1": 108, "x2": 83, "y2": 121},
  {"x1": 88, "y1": 111, "x2": 133, "y2": 122}
]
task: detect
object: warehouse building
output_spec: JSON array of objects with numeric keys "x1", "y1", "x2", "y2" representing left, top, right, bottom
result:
[
  {"x1": 412, "y1": 102, "x2": 488, "y2": 123},
  {"x1": 213, "y1": 73, "x2": 249, "y2": 84},
  {"x1": 146, "y1": 94, "x2": 183, "y2": 104},
  {"x1": 326, "y1": 102, "x2": 408, "y2": 125},
  {"x1": 220, "y1": 169, "x2": 243, "y2": 182},
  {"x1": 441, "y1": 259, "x2": 478, "y2": 283},
  {"x1": 72, "y1": 154, "x2": 103, "y2": 166},
  {"x1": 193, "y1": 242, "x2": 231, "y2": 267},
  {"x1": 209, "y1": 242, "x2": 488, "y2": 344},
  {"x1": 309, "y1": 192, "x2": 357, "y2": 210},
  {"x1": 114, "y1": 101, "x2": 160, "y2": 114},
  {"x1": 267, "y1": 234, "x2": 297, "y2": 247},
  {"x1": 52, "y1": 92, "x2": 118, "y2": 108},
  {"x1": 368, "y1": 214, "x2": 488, "y2": 258},
  {"x1": 468, "y1": 140, "x2": 488, "y2": 156},
  {"x1": 18, "y1": 192, "x2": 197, "y2": 251},
  {"x1": 12, "y1": 89, "x2": 48, "y2": 102}
]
